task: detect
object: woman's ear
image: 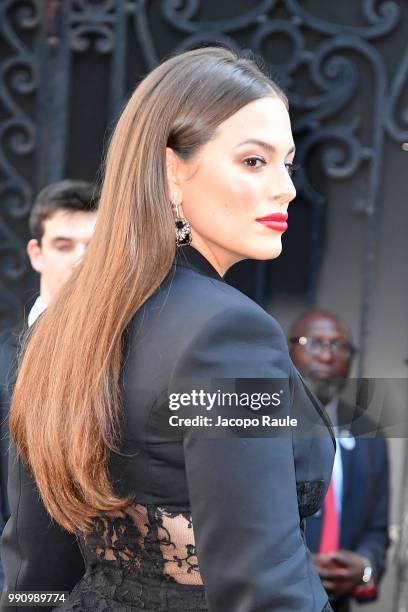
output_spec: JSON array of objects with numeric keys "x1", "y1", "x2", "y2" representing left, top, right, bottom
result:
[{"x1": 165, "y1": 147, "x2": 183, "y2": 206}]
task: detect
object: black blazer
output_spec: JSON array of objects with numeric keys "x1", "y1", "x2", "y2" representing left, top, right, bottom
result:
[
  {"x1": 306, "y1": 400, "x2": 390, "y2": 600},
  {"x1": 0, "y1": 327, "x2": 20, "y2": 592},
  {"x1": 0, "y1": 326, "x2": 20, "y2": 524},
  {"x1": 1, "y1": 246, "x2": 335, "y2": 612}
]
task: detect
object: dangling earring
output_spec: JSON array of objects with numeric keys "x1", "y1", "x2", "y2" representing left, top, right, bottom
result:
[{"x1": 173, "y1": 203, "x2": 192, "y2": 247}]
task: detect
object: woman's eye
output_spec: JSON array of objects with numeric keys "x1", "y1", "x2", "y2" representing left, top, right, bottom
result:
[
  {"x1": 285, "y1": 162, "x2": 299, "y2": 177},
  {"x1": 243, "y1": 156, "x2": 266, "y2": 169}
]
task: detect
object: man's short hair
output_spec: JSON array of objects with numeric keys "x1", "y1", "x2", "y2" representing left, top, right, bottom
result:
[{"x1": 29, "y1": 180, "x2": 100, "y2": 241}]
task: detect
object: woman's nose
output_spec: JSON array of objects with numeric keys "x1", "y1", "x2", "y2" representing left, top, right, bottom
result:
[{"x1": 270, "y1": 168, "x2": 296, "y2": 205}]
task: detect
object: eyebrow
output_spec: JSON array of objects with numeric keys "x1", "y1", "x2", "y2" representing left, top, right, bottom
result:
[{"x1": 235, "y1": 139, "x2": 296, "y2": 156}]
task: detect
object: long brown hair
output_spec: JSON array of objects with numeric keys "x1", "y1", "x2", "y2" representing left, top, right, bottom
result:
[{"x1": 10, "y1": 47, "x2": 287, "y2": 533}]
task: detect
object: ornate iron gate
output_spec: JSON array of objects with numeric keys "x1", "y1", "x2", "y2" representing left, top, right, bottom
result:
[
  {"x1": 1, "y1": 2, "x2": 408, "y2": 609},
  {"x1": 1, "y1": 0, "x2": 407, "y2": 376}
]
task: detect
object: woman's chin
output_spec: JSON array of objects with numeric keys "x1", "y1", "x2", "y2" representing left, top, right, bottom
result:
[{"x1": 246, "y1": 239, "x2": 283, "y2": 261}]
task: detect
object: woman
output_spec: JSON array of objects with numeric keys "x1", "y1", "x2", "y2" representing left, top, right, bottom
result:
[{"x1": 1, "y1": 47, "x2": 334, "y2": 611}]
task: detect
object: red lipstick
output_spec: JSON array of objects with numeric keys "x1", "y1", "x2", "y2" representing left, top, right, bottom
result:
[{"x1": 255, "y1": 212, "x2": 288, "y2": 232}]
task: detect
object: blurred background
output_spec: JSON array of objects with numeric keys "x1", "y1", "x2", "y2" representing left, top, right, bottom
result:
[{"x1": 1, "y1": 1, "x2": 407, "y2": 610}]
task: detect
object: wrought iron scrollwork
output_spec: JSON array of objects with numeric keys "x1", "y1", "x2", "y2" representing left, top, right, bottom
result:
[
  {"x1": 386, "y1": 45, "x2": 408, "y2": 143},
  {"x1": 283, "y1": 0, "x2": 401, "y2": 38},
  {"x1": 161, "y1": 0, "x2": 278, "y2": 33},
  {"x1": 68, "y1": 0, "x2": 116, "y2": 54},
  {"x1": 0, "y1": 0, "x2": 39, "y2": 326},
  {"x1": 1, "y1": 0, "x2": 407, "y2": 373}
]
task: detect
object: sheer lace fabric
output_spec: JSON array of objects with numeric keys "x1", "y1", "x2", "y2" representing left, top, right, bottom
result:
[
  {"x1": 53, "y1": 503, "x2": 333, "y2": 611},
  {"x1": 79, "y1": 504, "x2": 203, "y2": 586}
]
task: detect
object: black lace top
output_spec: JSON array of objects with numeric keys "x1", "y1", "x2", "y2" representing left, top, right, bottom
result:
[
  {"x1": 54, "y1": 505, "x2": 207, "y2": 611},
  {"x1": 79, "y1": 504, "x2": 202, "y2": 586},
  {"x1": 54, "y1": 500, "x2": 334, "y2": 612}
]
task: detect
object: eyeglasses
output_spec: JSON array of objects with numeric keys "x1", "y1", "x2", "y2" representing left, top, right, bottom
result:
[{"x1": 289, "y1": 336, "x2": 357, "y2": 356}]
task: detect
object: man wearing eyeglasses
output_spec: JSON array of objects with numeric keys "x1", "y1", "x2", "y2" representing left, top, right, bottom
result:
[{"x1": 289, "y1": 309, "x2": 389, "y2": 612}]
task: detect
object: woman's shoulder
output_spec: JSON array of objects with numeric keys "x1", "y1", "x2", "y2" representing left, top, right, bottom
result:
[
  {"x1": 158, "y1": 264, "x2": 289, "y2": 374},
  {"x1": 126, "y1": 259, "x2": 291, "y2": 371},
  {"x1": 139, "y1": 261, "x2": 284, "y2": 339},
  {"x1": 125, "y1": 262, "x2": 292, "y2": 383}
]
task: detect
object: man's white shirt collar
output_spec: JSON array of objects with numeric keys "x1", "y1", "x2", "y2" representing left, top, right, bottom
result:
[{"x1": 27, "y1": 296, "x2": 47, "y2": 327}]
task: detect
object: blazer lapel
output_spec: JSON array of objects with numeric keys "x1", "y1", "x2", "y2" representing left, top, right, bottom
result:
[{"x1": 296, "y1": 371, "x2": 336, "y2": 450}]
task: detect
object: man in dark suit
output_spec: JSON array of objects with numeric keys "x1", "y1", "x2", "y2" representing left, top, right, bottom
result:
[
  {"x1": 0, "y1": 180, "x2": 99, "y2": 591},
  {"x1": 289, "y1": 309, "x2": 390, "y2": 612}
]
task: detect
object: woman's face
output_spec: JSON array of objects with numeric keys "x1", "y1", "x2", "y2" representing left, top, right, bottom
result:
[{"x1": 168, "y1": 96, "x2": 296, "y2": 276}]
